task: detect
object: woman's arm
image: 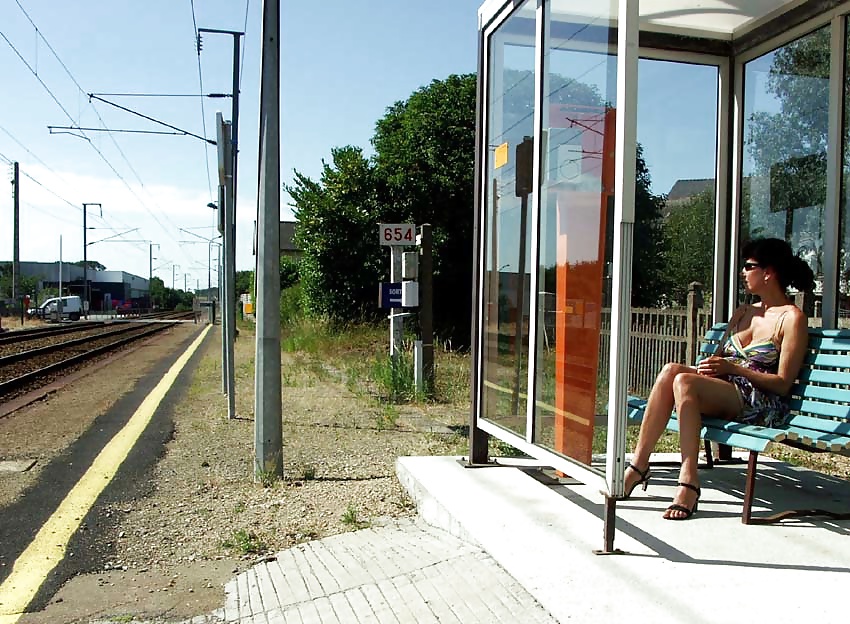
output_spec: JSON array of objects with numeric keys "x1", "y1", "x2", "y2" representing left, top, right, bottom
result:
[{"x1": 698, "y1": 306, "x2": 808, "y2": 395}]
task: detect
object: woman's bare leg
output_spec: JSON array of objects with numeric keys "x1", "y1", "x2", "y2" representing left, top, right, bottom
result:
[
  {"x1": 665, "y1": 372, "x2": 742, "y2": 519},
  {"x1": 624, "y1": 363, "x2": 693, "y2": 492}
]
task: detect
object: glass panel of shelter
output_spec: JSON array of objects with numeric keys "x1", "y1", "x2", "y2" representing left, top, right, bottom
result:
[
  {"x1": 480, "y1": 1, "x2": 724, "y2": 467},
  {"x1": 480, "y1": 0, "x2": 537, "y2": 440},
  {"x1": 531, "y1": 14, "x2": 722, "y2": 464},
  {"x1": 741, "y1": 25, "x2": 831, "y2": 326}
]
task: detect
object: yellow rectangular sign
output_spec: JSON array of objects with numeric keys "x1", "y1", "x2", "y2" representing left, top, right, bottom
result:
[{"x1": 494, "y1": 142, "x2": 508, "y2": 169}]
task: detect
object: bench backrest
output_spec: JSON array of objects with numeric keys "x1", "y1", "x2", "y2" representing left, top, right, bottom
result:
[{"x1": 700, "y1": 323, "x2": 850, "y2": 426}]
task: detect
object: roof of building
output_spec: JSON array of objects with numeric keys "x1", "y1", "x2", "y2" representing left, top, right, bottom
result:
[{"x1": 667, "y1": 178, "x2": 715, "y2": 201}]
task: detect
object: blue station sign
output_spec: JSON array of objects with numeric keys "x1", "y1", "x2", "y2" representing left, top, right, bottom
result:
[{"x1": 379, "y1": 282, "x2": 402, "y2": 308}]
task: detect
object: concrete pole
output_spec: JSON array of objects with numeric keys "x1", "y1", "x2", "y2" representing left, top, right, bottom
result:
[
  {"x1": 254, "y1": 0, "x2": 282, "y2": 479},
  {"x1": 83, "y1": 206, "x2": 87, "y2": 319},
  {"x1": 218, "y1": 187, "x2": 226, "y2": 394},
  {"x1": 81, "y1": 203, "x2": 101, "y2": 319},
  {"x1": 12, "y1": 162, "x2": 19, "y2": 303},
  {"x1": 221, "y1": 120, "x2": 237, "y2": 420}
]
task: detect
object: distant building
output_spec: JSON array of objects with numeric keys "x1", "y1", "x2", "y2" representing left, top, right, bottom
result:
[{"x1": 9, "y1": 261, "x2": 149, "y2": 310}]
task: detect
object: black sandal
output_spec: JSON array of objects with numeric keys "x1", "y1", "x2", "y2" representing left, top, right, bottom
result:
[
  {"x1": 623, "y1": 463, "x2": 651, "y2": 499},
  {"x1": 664, "y1": 482, "x2": 701, "y2": 520}
]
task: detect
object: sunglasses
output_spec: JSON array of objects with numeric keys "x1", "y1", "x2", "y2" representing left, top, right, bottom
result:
[{"x1": 742, "y1": 262, "x2": 762, "y2": 271}]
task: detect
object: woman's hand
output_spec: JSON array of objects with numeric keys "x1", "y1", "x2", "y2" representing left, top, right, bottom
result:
[{"x1": 696, "y1": 356, "x2": 738, "y2": 377}]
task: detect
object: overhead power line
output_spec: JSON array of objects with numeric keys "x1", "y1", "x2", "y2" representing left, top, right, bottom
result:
[
  {"x1": 190, "y1": 0, "x2": 215, "y2": 200},
  {"x1": 48, "y1": 125, "x2": 199, "y2": 137},
  {"x1": 89, "y1": 92, "x2": 232, "y2": 98},
  {"x1": 7, "y1": 1, "x2": 205, "y2": 267},
  {"x1": 87, "y1": 95, "x2": 215, "y2": 145}
]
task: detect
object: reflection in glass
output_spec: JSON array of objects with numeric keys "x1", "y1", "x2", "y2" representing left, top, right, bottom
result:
[
  {"x1": 840, "y1": 20, "x2": 850, "y2": 326},
  {"x1": 742, "y1": 26, "x2": 829, "y2": 322},
  {"x1": 533, "y1": 4, "x2": 617, "y2": 464},
  {"x1": 480, "y1": 1, "x2": 536, "y2": 438}
]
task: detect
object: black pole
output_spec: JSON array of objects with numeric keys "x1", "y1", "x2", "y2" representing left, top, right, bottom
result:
[{"x1": 420, "y1": 224, "x2": 434, "y2": 396}]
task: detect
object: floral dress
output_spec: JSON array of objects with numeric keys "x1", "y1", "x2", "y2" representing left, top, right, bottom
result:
[{"x1": 718, "y1": 314, "x2": 790, "y2": 428}]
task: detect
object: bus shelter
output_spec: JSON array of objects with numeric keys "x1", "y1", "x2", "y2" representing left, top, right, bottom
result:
[{"x1": 469, "y1": 0, "x2": 850, "y2": 552}]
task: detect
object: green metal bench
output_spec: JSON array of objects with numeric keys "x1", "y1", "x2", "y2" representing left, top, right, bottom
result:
[{"x1": 627, "y1": 323, "x2": 850, "y2": 524}]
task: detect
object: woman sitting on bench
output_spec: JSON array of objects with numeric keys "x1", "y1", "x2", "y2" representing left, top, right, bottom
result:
[{"x1": 623, "y1": 237, "x2": 815, "y2": 520}]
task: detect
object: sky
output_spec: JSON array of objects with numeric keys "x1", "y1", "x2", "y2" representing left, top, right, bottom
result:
[
  {"x1": 0, "y1": 0, "x2": 483, "y2": 289},
  {"x1": 0, "y1": 0, "x2": 719, "y2": 291}
]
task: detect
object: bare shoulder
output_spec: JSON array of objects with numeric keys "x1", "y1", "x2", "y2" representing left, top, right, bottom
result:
[{"x1": 781, "y1": 304, "x2": 808, "y2": 338}]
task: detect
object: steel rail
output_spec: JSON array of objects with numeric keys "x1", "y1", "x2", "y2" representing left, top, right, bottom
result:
[
  {"x1": 0, "y1": 322, "x2": 177, "y2": 396},
  {"x1": 0, "y1": 322, "x2": 106, "y2": 346},
  {"x1": 0, "y1": 323, "x2": 158, "y2": 367}
]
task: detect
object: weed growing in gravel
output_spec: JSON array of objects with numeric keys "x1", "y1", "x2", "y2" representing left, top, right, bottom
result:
[
  {"x1": 370, "y1": 353, "x2": 417, "y2": 402},
  {"x1": 222, "y1": 529, "x2": 266, "y2": 555},
  {"x1": 233, "y1": 501, "x2": 246, "y2": 514},
  {"x1": 301, "y1": 463, "x2": 317, "y2": 480},
  {"x1": 255, "y1": 467, "x2": 279, "y2": 488},
  {"x1": 341, "y1": 504, "x2": 369, "y2": 529},
  {"x1": 375, "y1": 404, "x2": 400, "y2": 430}
]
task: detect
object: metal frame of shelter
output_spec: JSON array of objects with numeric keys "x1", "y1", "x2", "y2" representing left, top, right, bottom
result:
[{"x1": 469, "y1": 0, "x2": 850, "y2": 552}]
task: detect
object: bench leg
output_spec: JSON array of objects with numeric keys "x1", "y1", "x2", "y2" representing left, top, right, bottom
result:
[
  {"x1": 742, "y1": 450, "x2": 759, "y2": 525},
  {"x1": 703, "y1": 439, "x2": 714, "y2": 469}
]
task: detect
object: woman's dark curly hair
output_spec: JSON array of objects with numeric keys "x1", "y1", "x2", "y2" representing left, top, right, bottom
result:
[{"x1": 742, "y1": 237, "x2": 815, "y2": 293}]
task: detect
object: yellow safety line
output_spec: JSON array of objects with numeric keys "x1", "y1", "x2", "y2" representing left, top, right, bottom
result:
[
  {"x1": 482, "y1": 379, "x2": 590, "y2": 426},
  {"x1": 0, "y1": 325, "x2": 211, "y2": 622}
]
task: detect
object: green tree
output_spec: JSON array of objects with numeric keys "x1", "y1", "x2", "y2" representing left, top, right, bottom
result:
[
  {"x1": 371, "y1": 74, "x2": 477, "y2": 342},
  {"x1": 71, "y1": 260, "x2": 107, "y2": 271},
  {"x1": 235, "y1": 270, "x2": 254, "y2": 297},
  {"x1": 288, "y1": 146, "x2": 384, "y2": 321},
  {"x1": 0, "y1": 263, "x2": 40, "y2": 301},
  {"x1": 149, "y1": 276, "x2": 167, "y2": 309},
  {"x1": 279, "y1": 257, "x2": 299, "y2": 290},
  {"x1": 663, "y1": 189, "x2": 715, "y2": 304},
  {"x1": 744, "y1": 27, "x2": 834, "y2": 254}
]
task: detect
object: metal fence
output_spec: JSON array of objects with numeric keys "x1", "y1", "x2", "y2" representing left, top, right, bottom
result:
[{"x1": 599, "y1": 283, "x2": 711, "y2": 397}]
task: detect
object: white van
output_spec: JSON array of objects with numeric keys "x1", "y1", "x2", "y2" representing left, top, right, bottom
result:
[{"x1": 30, "y1": 295, "x2": 83, "y2": 321}]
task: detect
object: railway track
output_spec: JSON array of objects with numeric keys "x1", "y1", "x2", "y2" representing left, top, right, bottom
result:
[
  {"x1": 0, "y1": 321, "x2": 105, "y2": 347},
  {"x1": 0, "y1": 321, "x2": 177, "y2": 402}
]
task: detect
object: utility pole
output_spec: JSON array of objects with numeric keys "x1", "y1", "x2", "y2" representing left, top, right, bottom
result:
[
  {"x1": 217, "y1": 113, "x2": 236, "y2": 420},
  {"x1": 198, "y1": 27, "x2": 242, "y2": 242},
  {"x1": 12, "y1": 162, "x2": 19, "y2": 304},
  {"x1": 420, "y1": 224, "x2": 435, "y2": 395},
  {"x1": 184, "y1": 273, "x2": 188, "y2": 293},
  {"x1": 82, "y1": 203, "x2": 101, "y2": 319},
  {"x1": 255, "y1": 0, "x2": 282, "y2": 479},
  {"x1": 172, "y1": 264, "x2": 179, "y2": 290},
  {"x1": 149, "y1": 243, "x2": 159, "y2": 309}
]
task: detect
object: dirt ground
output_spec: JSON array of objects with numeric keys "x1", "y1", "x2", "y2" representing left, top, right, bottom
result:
[{"x1": 2, "y1": 322, "x2": 469, "y2": 623}]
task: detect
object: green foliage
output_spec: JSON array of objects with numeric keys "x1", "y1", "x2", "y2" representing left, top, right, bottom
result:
[
  {"x1": 0, "y1": 263, "x2": 40, "y2": 301},
  {"x1": 663, "y1": 189, "x2": 715, "y2": 304},
  {"x1": 288, "y1": 146, "x2": 384, "y2": 322},
  {"x1": 341, "y1": 504, "x2": 369, "y2": 528},
  {"x1": 221, "y1": 529, "x2": 266, "y2": 555},
  {"x1": 279, "y1": 257, "x2": 300, "y2": 290},
  {"x1": 744, "y1": 27, "x2": 833, "y2": 251},
  {"x1": 369, "y1": 352, "x2": 418, "y2": 403},
  {"x1": 280, "y1": 283, "x2": 305, "y2": 326},
  {"x1": 235, "y1": 270, "x2": 254, "y2": 297},
  {"x1": 70, "y1": 259, "x2": 107, "y2": 271},
  {"x1": 372, "y1": 74, "x2": 478, "y2": 344},
  {"x1": 631, "y1": 145, "x2": 671, "y2": 305}
]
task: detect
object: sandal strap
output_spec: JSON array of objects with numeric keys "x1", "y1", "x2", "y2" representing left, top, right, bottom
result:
[
  {"x1": 628, "y1": 463, "x2": 650, "y2": 480},
  {"x1": 665, "y1": 503, "x2": 696, "y2": 517},
  {"x1": 677, "y1": 482, "x2": 701, "y2": 496}
]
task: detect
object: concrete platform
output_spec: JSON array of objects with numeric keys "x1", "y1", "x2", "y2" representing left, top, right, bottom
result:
[{"x1": 396, "y1": 454, "x2": 850, "y2": 624}]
